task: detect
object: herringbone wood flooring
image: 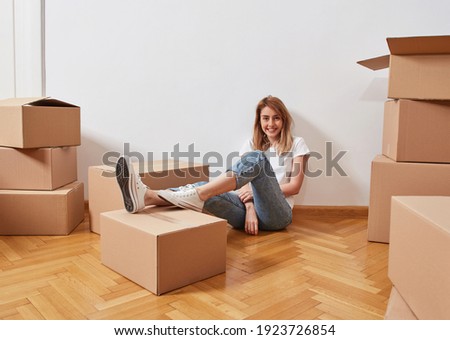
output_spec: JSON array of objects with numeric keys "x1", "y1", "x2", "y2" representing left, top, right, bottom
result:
[{"x1": 0, "y1": 206, "x2": 391, "y2": 320}]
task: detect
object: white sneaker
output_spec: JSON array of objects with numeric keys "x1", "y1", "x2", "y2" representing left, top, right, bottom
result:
[
  {"x1": 115, "y1": 156, "x2": 148, "y2": 213},
  {"x1": 158, "y1": 185, "x2": 204, "y2": 212}
]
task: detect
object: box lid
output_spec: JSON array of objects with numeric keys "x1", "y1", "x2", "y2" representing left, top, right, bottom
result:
[
  {"x1": 357, "y1": 35, "x2": 450, "y2": 70},
  {"x1": 387, "y1": 35, "x2": 450, "y2": 55},
  {"x1": 102, "y1": 206, "x2": 225, "y2": 236},
  {"x1": 357, "y1": 55, "x2": 390, "y2": 70}
]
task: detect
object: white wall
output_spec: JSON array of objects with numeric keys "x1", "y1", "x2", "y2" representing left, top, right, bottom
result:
[
  {"x1": 0, "y1": 0, "x2": 15, "y2": 98},
  {"x1": 45, "y1": 0, "x2": 450, "y2": 206},
  {"x1": 0, "y1": 0, "x2": 45, "y2": 98}
]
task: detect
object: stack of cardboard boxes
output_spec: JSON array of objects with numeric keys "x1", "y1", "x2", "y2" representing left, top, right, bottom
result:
[
  {"x1": 89, "y1": 158, "x2": 228, "y2": 295},
  {"x1": 359, "y1": 35, "x2": 450, "y2": 319},
  {"x1": 0, "y1": 97, "x2": 84, "y2": 235},
  {"x1": 358, "y1": 35, "x2": 450, "y2": 243}
]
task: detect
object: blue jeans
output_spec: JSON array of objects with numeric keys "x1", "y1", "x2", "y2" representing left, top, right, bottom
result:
[{"x1": 202, "y1": 151, "x2": 292, "y2": 231}]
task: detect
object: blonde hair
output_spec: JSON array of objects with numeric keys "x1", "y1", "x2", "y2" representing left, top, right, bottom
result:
[{"x1": 252, "y1": 95, "x2": 294, "y2": 154}]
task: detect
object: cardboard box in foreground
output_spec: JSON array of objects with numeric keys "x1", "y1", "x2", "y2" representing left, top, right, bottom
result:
[
  {"x1": 389, "y1": 196, "x2": 450, "y2": 319},
  {"x1": 101, "y1": 206, "x2": 227, "y2": 295},
  {"x1": 358, "y1": 35, "x2": 450, "y2": 100},
  {"x1": 88, "y1": 160, "x2": 209, "y2": 234},
  {"x1": 0, "y1": 97, "x2": 80, "y2": 148},
  {"x1": 368, "y1": 155, "x2": 450, "y2": 243},
  {"x1": 384, "y1": 286, "x2": 418, "y2": 320},
  {"x1": 0, "y1": 146, "x2": 77, "y2": 190},
  {"x1": 0, "y1": 182, "x2": 84, "y2": 235},
  {"x1": 383, "y1": 100, "x2": 450, "y2": 163}
]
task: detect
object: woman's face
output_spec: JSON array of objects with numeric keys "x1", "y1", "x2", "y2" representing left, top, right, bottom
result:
[{"x1": 260, "y1": 106, "x2": 283, "y2": 143}]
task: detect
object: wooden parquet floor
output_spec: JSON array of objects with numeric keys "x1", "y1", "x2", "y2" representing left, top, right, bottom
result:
[{"x1": 0, "y1": 207, "x2": 391, "y2": 320}]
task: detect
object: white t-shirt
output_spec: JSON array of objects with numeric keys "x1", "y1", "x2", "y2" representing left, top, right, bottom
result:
[{"x1": 239, "y1": 136, "x2": 310, "y2": 209}]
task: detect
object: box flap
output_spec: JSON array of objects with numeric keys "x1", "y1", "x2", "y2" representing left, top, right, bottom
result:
[
  {"x1": 357, "y1": 55, "x2": 390, "y2": 70},
  {"x1": 0, "y1": 97, "x2": 78, "y2": 108},
  {"x1": 26, "y1": 97, "x2": 79, "y2": 108},
  {"x1": 357, "y1": 35, "x2": 450, "y2": 70},
  {"x1": 387, "y1": 35, "x2": 450, "y2": 55}
]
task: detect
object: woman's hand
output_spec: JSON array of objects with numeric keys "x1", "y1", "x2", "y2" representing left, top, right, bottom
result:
[
  {"x1": 238, "y1": 186, "x2": 254, "y2": 203},
  {"x1": 244, "y1": 203, "x2": 258, "y2": 235}
]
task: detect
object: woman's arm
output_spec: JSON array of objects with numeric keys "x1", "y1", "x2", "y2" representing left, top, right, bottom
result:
[
  {"x1": 238, "y1": 184, "x2": 259, "y2": 235},
  {"x1": 280, "y1": 155, "x2": 308, "y2": 197}
]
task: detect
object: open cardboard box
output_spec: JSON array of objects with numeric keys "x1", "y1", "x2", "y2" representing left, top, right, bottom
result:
[
  {"x1": 0, "y1": 97, "x2": 80, "y2": 148},
  {"x1": 358, "y1": 35, "x2": 450, "y2": 100}
]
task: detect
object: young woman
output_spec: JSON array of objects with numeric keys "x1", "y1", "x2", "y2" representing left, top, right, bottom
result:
[{"x1": 116, "y1": 95, "x2": 310, "y2": 235}]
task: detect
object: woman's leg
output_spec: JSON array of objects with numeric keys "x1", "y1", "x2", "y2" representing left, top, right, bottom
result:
[
  {"x1": 203, "y1": 192, "x2": 246, "y2": 229},
  {"x1": 145, "y1": 181, "x2": 208, "y2": 207},
  {"x1": 144, "y1": 189, "x2": 172, "y2": 206},
  {"x1": 118, "y1": 152, "x2": 291, "y2": 229},
  {"x1": 229, "y1": 151, "x2": 292, "y2": 230},
  {"x1": 159, "y1": 151, "x2": 292, "y2": 230},
  {"x1": 165, "y1": 181, "x2": 247, "y2": 229},
  {"x1": 116, "y1": 155, "x2": 198, "y2": 212}
]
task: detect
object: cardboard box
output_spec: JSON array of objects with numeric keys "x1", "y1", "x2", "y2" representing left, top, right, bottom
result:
[
  {"x1": 383, "y1": 100, "x2": 450, "y2": 163},
  {"x1": 0, "y1": 181, "x2": 84, "y2": 235},
  {"x1": 100, "y1": 206, "x2": 227, "y2": 295},
  {"x1": 88, "y1": 160, "x2": 209, "y2": 234},
  {"x1": 358, "y1": 35, "x2": 450, "y2": 99},
  {"x1": 0, "y1": 97, "x2": 80, "y2": 148},
  {"x1": 0, "y1": 146, "x2": 77, "y2": 190},
  {"x1": 384, "y1": 286, "x2": 418, "y2": 320},
  {"x1": 389, "y1": 196, "x2": 450, "y2": 319},
  {"x1": 368, "y1": 155, "x2": 450, "y2": 243}
]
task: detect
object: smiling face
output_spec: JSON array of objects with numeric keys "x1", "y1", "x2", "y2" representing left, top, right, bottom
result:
[{"x1": 260, "y1": 106, "x2": 283, "y2": 144}]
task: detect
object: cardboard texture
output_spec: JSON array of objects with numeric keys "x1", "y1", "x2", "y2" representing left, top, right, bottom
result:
[
  {"x1": 383, "y1": 100, "x2": 450, "y2": 163},
  {"x1": 0, "y1": 181, "x2": 84, "y2": 235},
  {"x1": 100, "y1": 206, "x2": 227, "y2": 295},
  {"x1": 384, "y1": 286, "x2": 418, "y2": 320},
  {"x1": 88, "y1": 160, "x2": 209, "y2": 234},
  {"x1": 0, "y1": 97, "x2": 80, "y2": 148},
  {"x1": 358, "y1": 35, "x2": 450, "y2": 99},
  {"x1": 389, "y1": 196, "x2": 450, "y2": 319},
  {"x1": 0, "y1": 146, "x2": 77, "y2": 190},
  {"x1": 368, "y1": 155, "x2": 450, "y2": 243}
]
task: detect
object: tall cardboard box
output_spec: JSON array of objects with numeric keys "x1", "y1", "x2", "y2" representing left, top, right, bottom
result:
[
  {"x1": 0, "y1": 97, "x2": 80, "y2": 148},
  {"x1": 0, "y1": 146, "x2": 77, "y2": 190},
  {"x1": 383, "y1": 100, "x2": 450, "y2": 163},
  {"x1": 389, "y1": 196, "x2": 450, "y2": 319},
  {"x1": 368, "y1": 155, "x2": 450, "y2": 243},
  {"x1": 88, "y1": 160, "x2": 209, "y2": 234},
  {"x1": 358, "y1": 35, "x2": 450, "y2": 100},
  {"x1": 0, "y1": 182, "x2": 85, "y2": 235},
  {"x1": 101, "y1": 206, "x2": 227, "y2": 295}
]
